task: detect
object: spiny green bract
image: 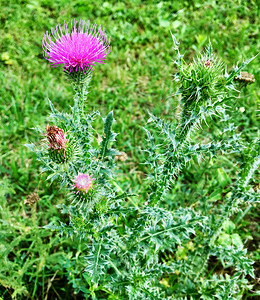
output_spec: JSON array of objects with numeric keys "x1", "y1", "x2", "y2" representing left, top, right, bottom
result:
[{"x1": 48, "y1": 141, "x2": 74, "y2": 163}]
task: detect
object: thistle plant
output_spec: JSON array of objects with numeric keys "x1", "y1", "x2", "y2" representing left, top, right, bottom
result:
[{"x1": 26, "y1": 20, "x2": 259, "y2": 299}]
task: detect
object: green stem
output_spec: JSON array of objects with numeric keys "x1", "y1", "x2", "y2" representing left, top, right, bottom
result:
[
  {"x1": 150, "y1": 117, "x2": 199, "y2": 205},
  {"x1": 109, "y1": 260, "x2": 123, "y2": 276},
  {"x1": 70, "y1": 70, "x2": 92, "y2": 120}
]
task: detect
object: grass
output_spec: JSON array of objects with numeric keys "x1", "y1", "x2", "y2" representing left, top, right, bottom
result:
[{"x1": 0, "y1": 0, "x2": 259, "y2": 299}]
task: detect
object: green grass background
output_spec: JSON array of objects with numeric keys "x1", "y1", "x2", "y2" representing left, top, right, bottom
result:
[{"x1": 0, "y1": 0, "x2": 259, "y2": 299}]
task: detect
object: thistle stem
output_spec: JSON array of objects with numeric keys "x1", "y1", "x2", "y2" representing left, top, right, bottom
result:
[{"x1": 149, "y1": 117, "x2": 199, "y2": 205}]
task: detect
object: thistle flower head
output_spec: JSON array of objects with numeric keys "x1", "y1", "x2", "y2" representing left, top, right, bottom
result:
[
  {"x1": 45, "y1": 125, "x2": 68, "y2": 150},
  {"x1": 42, "y1": 20, "x2": 110, "y2": 73},
  {"x1": 73, "y1": 172, "x2": 95, "y2": 194}
]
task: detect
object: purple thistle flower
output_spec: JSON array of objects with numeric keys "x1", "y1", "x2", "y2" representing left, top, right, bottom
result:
[{"x1": 42, "y1": 20, "x2": 111, "y2": 73}]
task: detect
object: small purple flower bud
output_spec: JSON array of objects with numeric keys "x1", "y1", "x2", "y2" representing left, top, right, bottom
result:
[{"x1": 73, "y1": 173, "x2": 95, "y2": 194}]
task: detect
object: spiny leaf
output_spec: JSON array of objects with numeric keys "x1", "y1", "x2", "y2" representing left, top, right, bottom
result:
[{"x1": 100, "y1": 111, "x2": 118, "y2": 161}]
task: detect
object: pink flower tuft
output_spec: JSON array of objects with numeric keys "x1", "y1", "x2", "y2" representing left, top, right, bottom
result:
[
  {"x1": 74, "y1": 172, "x2": 95, "y2": 194},
  {"x1": 42, "y1": 20, "x2": 111, "y2": 73},
  {"x1": 204, "y1": 59, "x2": 213, "y2": 67}
]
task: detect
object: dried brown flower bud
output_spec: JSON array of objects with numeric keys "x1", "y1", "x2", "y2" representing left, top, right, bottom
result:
[
  {"x1": 43, "y1": 125, "x2": 69, "y2": 163},
  {"x1": 24, "y1": 192, "x2": 40, "y2": 206},
  {"x1": 115, "y1": 152, "x2": 128, "y2": 162},
  {"x1": 234, "y1": 72, "x2": 255, "y2": 85},
  {"x1": 45, "y1": 125, "x2": 68, "y2": 150}
]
